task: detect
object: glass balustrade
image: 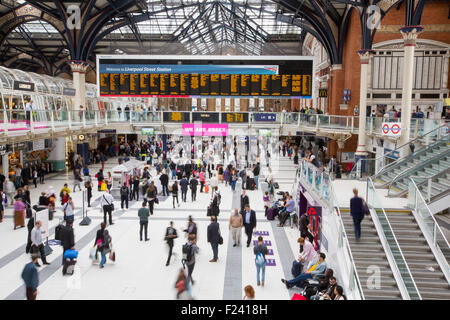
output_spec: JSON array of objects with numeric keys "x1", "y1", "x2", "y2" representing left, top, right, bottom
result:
[
  {"x1": 408, "y1": 179, "x2": 450, "y2": 275},
  {"x1": 298, "y1": 160, "x2": 365, "y2": 299}
]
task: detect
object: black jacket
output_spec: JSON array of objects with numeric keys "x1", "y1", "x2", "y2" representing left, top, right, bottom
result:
[
  {"x1": 240, "y1": 195, "x2": 249, "y2": 212},
  {"x1": 159, "y1": 174, "x2": 169, "y2": 185},
  {"x1": 299, "y1": 214, "x2": 309, "y2": 233},
  {"x1": 120, "y1": 186, "x2": 129, "y2": 197},
  {"x1": 350, "y1": 197, "x2": 365, "y2": 219},
  {"x1": 180, "y1": 178, "x2": 189, "y2": 191},
  {"x1": 61, "y1": 225, "x2": 75, "y2": 250},
  {"x1": 184, "y1": 223, "x2": 197, "y2": 236},
  {"x1": 207, "y1": 222, "x2": 220, "y2": 244},
  {"x1": 165, "y1": 227, "x2": 178, "y2": 245},
  {"x1": 241, "y1": 209, "x2": 257, "y2": 229},
  {"x1": 189, "y1": 178, "x2": 198, "y2": 191}
]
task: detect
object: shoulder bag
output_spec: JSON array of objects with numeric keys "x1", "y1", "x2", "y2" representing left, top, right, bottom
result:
[{"x1": 103, "y1": 195, "x2": 114, "y2": 211}]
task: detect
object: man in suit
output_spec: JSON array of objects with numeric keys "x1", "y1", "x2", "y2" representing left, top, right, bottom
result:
[
  {"x1": 159, "y1": 170, "x2": 169, "y2": 196},
  {"x1": 179, "y1": 176, "x2": 189, "y2": 202},
  {"x1": 189, "y1": 176, "x2": 198, "y2": 202},
  {"x1": 60, "y1": 220, "x2": 75, "y2": 265},
  {"x1": 241, "y1": 204, "x2": 256, "y2": 247},
  {"x1": 165, "y1": 221, "x2": 178, "y2": 266},
  {"x1": 207, "y1": 216, "x2": 220, "y2": 262},
  {"x1": 184, "y1": 161, "x2": 192, "y2": 180},
  {"x1": 350, "y1": 188, "x2": 366, "y2": 241},
  {"x1": 240, "y1": 190, "x2": 249, "y2": 212}
]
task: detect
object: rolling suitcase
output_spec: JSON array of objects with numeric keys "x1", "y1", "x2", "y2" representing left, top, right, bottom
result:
[{"x1": 63, "y1": 258, "x2": 77, "y2": 275}]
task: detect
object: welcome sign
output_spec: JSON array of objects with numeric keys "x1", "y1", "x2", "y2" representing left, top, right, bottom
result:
[{"x1": 182, "y1": 124, "x2": 228, "y2": 136}]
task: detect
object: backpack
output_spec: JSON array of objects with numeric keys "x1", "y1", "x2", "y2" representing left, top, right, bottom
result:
[
  {"x1": 182, "y1": 242, "x2": 193, "y2": 265},
  {"x1": 255, "y1": 250, "x2": 265, "y2": 266},
  {"x1": 120, "y1": 186, "x2": 128, "y2": 196}
]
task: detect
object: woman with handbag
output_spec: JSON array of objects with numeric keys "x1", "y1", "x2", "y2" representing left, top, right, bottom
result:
[{"x1": 93, "y1": 223, "x2": 111, "y2": 269}]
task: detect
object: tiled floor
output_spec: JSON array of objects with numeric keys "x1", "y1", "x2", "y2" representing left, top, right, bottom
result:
[{"x1": 0, "y1": 151, "x2": 302, "y2": 300}]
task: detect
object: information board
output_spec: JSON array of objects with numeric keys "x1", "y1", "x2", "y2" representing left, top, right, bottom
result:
[
  {"x1": 97, "y1": 55, "x2": 313, "y2": 98},
  {"x1": 221, "y1": 112, "x2": 249, "y2": 123}
]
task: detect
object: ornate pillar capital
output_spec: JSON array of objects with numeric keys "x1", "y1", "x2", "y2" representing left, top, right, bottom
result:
[
  {"x1": 330, "y1": 64, "x2": 342, "y2": 71},
  {"x1": 399, "y1": 26, "x2": 423, "y2": 46},
  {"x1": 357, "y1": 49, "x2": 375, "y2": 64},
  {"x1": 68, "y1": 60, "x2": 89, "y2": 73}
]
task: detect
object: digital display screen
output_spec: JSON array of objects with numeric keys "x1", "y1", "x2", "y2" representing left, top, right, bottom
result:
[{"x1": 98, "y1": 56, "x2": 313, "y2": 97}]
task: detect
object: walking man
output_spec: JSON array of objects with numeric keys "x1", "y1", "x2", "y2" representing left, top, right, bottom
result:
[
  {"x1": 240, "y1": 190, "x2": 249, "y2": 213},
  {"x1": 242, "y1": 204, "x2": 257, "y2": 247},
  {"x1": 60, "y1": 220, "x2": 75, "y2": 265},
  {"x1": 189, "y1": 176, "x2": 198, "y2": 202},
  {"x1": 31, "y1": 221, "x2": 50, "y2": 267},
  {"x1": 120, "y1": 183, "x2": 129, "y2": 210},
  {"x1": 207, "y1": 216, "x2": 220, "y2": 262},
  {"x1": 350, "y1": 188, "x2": 366, "y2": 241},
  {"x1": 184, "y1": 234, "x2": 199, "y2": 285},
  {"x1": 21, "y1": 254, "x2": 39, "y2": 300},
  {"x1": 159, "y1": 170, "x2": 169, "y2": 196},
  {"x1": 229, "y1": 208, "x2": 243, "y2": 247},
  {"x1": 100, "y1": 190, "x2": 115, "y2": 225},
  {"x1": 138, "y1": 202, "x2": 150, "y2": 241},
  {"x1": 165, "y1": 221, "x2": 178, "y2": 266},
  {"x1": 180, "y1": 176, "x2": 189, "y2": 202}
]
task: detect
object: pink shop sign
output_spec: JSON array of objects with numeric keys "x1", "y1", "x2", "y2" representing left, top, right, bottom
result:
[{"x1": 182, "y1": 124, "x2": 228, "y2": 136}]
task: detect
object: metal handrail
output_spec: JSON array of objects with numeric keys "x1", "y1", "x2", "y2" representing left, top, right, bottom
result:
[
  {"x1": 387, "y1": 148, "x2": 450, "y2": 196},
  {"x1": 367, "y1": 178, "x2": 422, "y2": 300},
  {"x1": 350, "y1": 123, "x2": 449, "y2": 179},
  {"x1": 408, "y1": 178, "x2": 450, "y2": 285}
]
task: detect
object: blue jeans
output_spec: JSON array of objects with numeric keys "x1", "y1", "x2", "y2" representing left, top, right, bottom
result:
[
  {"x1": 171, "y1": 169, "x2": 176, "y2": 179},
  {"x1": 99, "y1": 250, "x2": 106, "y2": 268},
  {"x1": 231, "y1": 180, "x2": 236, "y2": 191},
  {"x1": 211, "y1": 242, "x2": 218, "y2": 260},
  {"x1": 15, "y1": 176, "x2": 21, "y2": 188},
  {"x1": 254, "y1": 176, "x2": 259, "y2": 189},
  {"x1": 287, "y1": 273, "x2": 312, "y2": 288},
  {"x1": 256, "y1": 262, "x2": 266, "y2": 283},
  {"x1": 353, "y1": 216, "x2": 363, "y2": 239}
]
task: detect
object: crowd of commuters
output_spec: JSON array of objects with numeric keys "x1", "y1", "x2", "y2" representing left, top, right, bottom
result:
[{"x1": 6, "y1": 132, "x2": 353, "y2": 301}]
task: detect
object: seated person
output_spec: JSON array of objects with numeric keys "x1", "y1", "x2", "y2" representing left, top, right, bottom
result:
[
  {"x1": 278, "y1": 195, "x2": 296, "y2": 227},
  {"x1": 281, "y1": 253, "x2": 327, "y2": 289},
  {"x1": 311, "y1": 276, "x2": 337, "y2": 300}
]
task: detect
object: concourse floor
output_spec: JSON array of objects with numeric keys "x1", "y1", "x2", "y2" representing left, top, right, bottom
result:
[{"x1": 0, "y1": 155, "x2": 302, "y2": 300}]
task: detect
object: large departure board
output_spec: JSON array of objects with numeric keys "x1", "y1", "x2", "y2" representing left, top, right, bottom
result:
[{"x1": 98, "y1": 55, "x2": 313, "y2": 98}]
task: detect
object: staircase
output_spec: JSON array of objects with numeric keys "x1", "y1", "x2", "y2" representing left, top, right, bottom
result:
[
  {"x1": 374, "y1": 139, "x2": 450, "y2": 197},
  {"x1": 384, "y1": 209, "x2": 450, "y2": 300},
  {"x1": 340, "y1": 208, "x2": 402, "y2": 300}
]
